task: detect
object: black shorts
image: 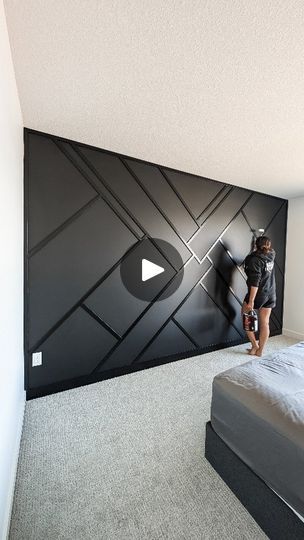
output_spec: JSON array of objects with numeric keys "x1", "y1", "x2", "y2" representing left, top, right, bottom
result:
[{"x1": 244, "y1": 293, "x2": 276, "y2": 309}]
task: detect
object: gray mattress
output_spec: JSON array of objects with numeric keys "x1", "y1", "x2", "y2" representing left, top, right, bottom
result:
[{"x1": 211, "y1": 341, "x2": 304, "y2": 518}]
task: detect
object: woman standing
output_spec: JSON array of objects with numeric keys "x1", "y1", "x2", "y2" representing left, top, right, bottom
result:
[{"x1": 242, "y1": 236, "x2": 276, "y2": 357}]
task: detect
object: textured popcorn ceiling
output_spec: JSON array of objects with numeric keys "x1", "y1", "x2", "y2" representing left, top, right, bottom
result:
[{"x1": 4, "y1": 0, "x2": 304, "y2": 198}]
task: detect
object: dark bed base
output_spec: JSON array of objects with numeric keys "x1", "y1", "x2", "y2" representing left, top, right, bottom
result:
[{"x1": 205, "y1": 421, "x2": 304, "y2": 540}]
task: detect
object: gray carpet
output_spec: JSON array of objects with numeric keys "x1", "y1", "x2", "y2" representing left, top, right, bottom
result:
[{"x1": 9, "y1": 336, "x2": 297, "y2": 540}]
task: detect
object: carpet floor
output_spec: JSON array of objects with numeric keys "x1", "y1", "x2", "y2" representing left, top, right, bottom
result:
[{"x1": 9, "y1": 335, "x2": 297, "y2": 540}]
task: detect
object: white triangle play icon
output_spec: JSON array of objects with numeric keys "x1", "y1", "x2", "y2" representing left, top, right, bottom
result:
[{"x1": 141, "y1": 258, "x2": 165, "y2": 282}]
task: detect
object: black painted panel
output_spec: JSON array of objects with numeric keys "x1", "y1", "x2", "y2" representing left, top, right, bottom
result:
[
  {"x1": 174, "y1": 286, "x2": 240, "y2": 348},
  {"x1": 208, "y1": 242, "x2": 247, "y2": 305},
  {"x1": 85, "y1": 239, "x2": 176, "y2": 336},
  {"x1": 163, "y1": 169, "x2": 225, "y2": 219},
  {"x1": 270, "y1": 313, "x2": 280, "y2": 333},
  {"x1": 273, "y1": 266, "x2": 284, "y2": 325},
  {"x1": 189, "y1": 187, "x2": 251, "y2": 260},
  {"x1": 85, "y1": 266, "x2": 147, "y2": 338},
  {"x1": 125, "y1": 159, "x2": 198, "y2": 241},
  {"x1": 266, "y1": 203, "x2": 288, "y2": 274},
  {"x1": 28, "y1": 134, "x2": 97, "y2": 249},
  {"x1": 78, "y1": 147, "x2": 192, "y2": 269},
  {"x1": 98, "y1": 257, "x2": 211, "y2": 371},
  {"x1": 30, "y1": 308, "x2": 117, "y2": 387},
  {"x1": 58, "y1": 141, "x2": 145, "y2": 239},
  {"x1": 242, "y1": 192, "x2": 283, "y2": 233},
  {"x1": 202, "y1": 266, "x2": 245, "y2": 337},
  {"x1": 140, "y1": 320, "x2": 196, "y2": 362},
  {"x1": 198, "y1": 186, "x2": 231, "y2": 226},
  {"x1": 24, "y1": 130, "x2": 287, "y2": 397},
  {"x1": 221, "y1": 212, "x2": 253, "y2": 265},
  {"x1": 28, "y1": 197, "x2": 137, "y2": 348}
]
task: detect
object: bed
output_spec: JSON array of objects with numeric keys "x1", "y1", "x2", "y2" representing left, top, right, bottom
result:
[{"x1": 205, "y1": 341, "x2": 304, "y2": 539}]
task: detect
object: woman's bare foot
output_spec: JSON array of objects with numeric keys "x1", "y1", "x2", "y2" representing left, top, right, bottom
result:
[
  {"x1": 248, "y1": 346, "x2": 259, "y2": 355},
  {"x1": 255, "y1": 348, "x2": 263, "y2": 357},
  {"x1": 246, "y1": 341, "x2": 259, "y2": 353}
]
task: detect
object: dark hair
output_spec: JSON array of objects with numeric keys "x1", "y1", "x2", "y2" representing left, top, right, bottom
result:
[{"x1": 255, "y1": 236, "x2": 272, "y2": 254}]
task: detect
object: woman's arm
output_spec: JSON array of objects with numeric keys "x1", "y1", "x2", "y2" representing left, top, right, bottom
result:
[
  {"x1": 246, "y1": 286, "x2": 258, "y2": 310},
  {"x1": 245, "y1": 255, "x2": 263, "y2": 310}
]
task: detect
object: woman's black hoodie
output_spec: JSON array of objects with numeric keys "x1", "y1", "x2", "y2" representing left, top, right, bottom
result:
[{"x1": 244, "y1": 249, "x2": 276, "y2": 297}]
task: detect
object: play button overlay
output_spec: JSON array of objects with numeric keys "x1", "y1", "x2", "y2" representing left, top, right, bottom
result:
[
  {"x1": 120, "y1": 238, "x2": 184, "y2": 302},
  {"x1": 142, "y1": 259, "x2": 164, "y2": 282}
]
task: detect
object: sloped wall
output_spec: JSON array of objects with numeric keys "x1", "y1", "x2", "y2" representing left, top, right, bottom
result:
[{"x1": 25, "y1": 129, "x2": 287, "y2": 398}]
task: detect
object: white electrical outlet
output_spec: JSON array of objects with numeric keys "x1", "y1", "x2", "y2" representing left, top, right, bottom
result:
[{"x1": 32, "y1": 352, "x2": 42, "y2": 367}]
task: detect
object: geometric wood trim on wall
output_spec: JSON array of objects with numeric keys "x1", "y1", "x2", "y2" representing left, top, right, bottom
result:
[{"x1": 24, "y1": 128, "x2": 288, "y2": 398}]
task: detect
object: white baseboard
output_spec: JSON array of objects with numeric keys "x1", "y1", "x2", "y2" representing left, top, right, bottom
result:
[
  {"x1": 1, "y1": 393, "x2": 26, "y2": 540},
  {"x1": 282, "y1": 328, "x2": 304, "y2": 341}
]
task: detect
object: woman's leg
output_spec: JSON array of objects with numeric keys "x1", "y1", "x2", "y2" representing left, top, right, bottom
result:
[
  {"x1": 242, "y1": 302, "x2": 259, "y2": 354},
  {"x1": 256, "y1": 307, "x2": 272, "y2": 357}
]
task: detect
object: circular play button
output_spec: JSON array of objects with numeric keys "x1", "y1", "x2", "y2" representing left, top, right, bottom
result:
[{"x1": 120, "y1": 238, "x2": 184, "y2": 302}]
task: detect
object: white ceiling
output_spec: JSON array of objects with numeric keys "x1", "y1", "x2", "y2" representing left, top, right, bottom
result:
[{"x1": 4, "y1": 0, "x2": 304, "y2": 199}]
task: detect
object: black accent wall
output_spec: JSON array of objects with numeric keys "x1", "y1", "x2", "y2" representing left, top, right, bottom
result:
[{"x1": 24, "y1": 129, "x2": 288, "y2": 398}]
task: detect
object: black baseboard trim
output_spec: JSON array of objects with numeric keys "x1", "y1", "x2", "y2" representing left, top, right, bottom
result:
[
  {"x1": 27, "y1": 330, "x2": 282, "y2": 400},
  {"x1": 205, "y1": 421, "x2": 304, "y2": 540},
  {"x1": 26, "y1": 335, "x2": 252, "y2": 399}
]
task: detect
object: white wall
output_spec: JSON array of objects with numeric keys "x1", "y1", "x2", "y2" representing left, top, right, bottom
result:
[
  {"x1": 0, "y1": 2, "x2": 25, "y2": 539},
  {"x1": 283, "y1": 197, "x2": 304, "y2": 340}
]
